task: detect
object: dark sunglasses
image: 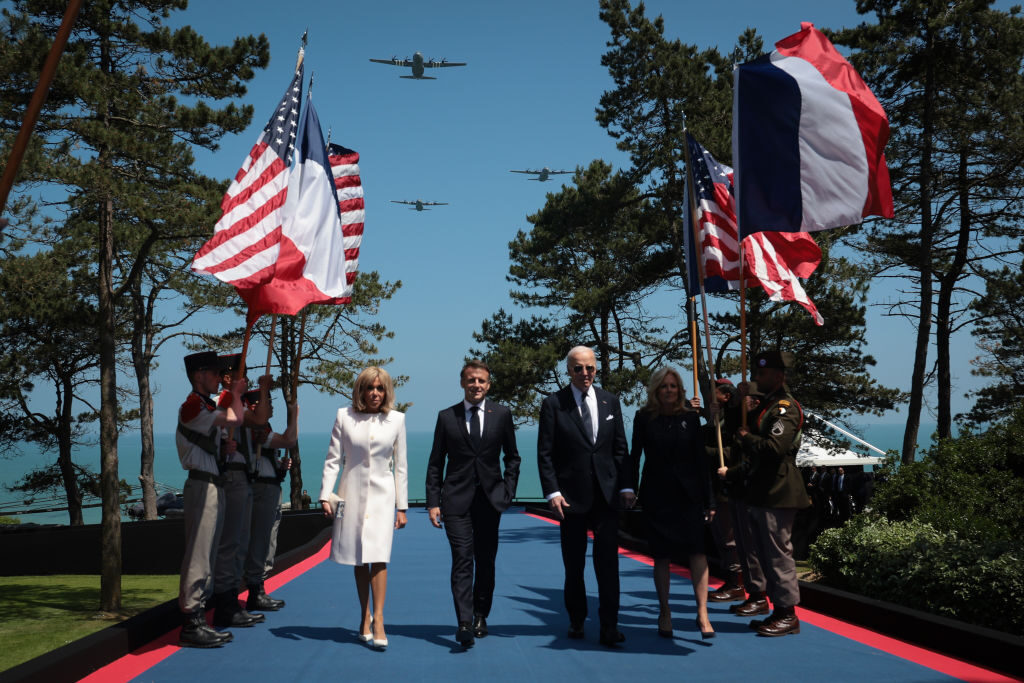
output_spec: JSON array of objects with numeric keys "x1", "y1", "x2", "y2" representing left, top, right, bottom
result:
[{"x1": 571, "y1": 364, "x2": 596, "y2": 374}]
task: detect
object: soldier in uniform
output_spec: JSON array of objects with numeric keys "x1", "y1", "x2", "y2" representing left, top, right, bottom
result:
[
  {"x1": 715, "y1": 383, "x2": 772, "y2": 621},
  {"x1": 718, "y1": 350, "x2": 809, "y2": 637},
  {"x1": 176, "y1": 351, "x2": 246, "y2": 648},
  {"x1": 210, "y1": 354, "x2": 269, "y2": 629},
  {"x1": 239, "y1": 387, "x2": 298, "y2": 612},
  {"x1": 706, "y1": 379, "x2": 746, "y2": 603}
]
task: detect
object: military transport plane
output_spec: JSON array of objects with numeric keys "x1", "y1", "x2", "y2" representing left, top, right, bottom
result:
[
  {"x1": 509, "y1": 167, "x2": 573, "y2": 182},
  {"x1": 370, "y1": 52, "x2": 466, "y2": 79},
  {"x1": 391, "y1": 199, "x2": 448, "y2": 211}
]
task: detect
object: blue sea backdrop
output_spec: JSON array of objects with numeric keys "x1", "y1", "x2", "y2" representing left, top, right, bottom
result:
[{"x1": 0, "y1": 422, "x2": 932, "y2": 527}]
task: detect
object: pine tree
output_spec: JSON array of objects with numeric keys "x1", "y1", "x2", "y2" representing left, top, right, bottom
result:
[
  {"x1": 0, "y1": 0, "x2": 268, "y2": 611},
  {"x1": 832, "y1": 0, "x2": 1024, "y2": 460}
]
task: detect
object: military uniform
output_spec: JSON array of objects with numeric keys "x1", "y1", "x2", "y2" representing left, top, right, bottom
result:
[
  {"x1": 211, "y1": 354, "x2": 264, "y2": 629},
  {"x1": 732, "y1": 351, "x2": 809, "y2": 637},
  {"x1": 706, "y1": 387, "x2": 750, "y2": 603},
  {"x1": 719, "y1": 386, "x2": 771, "y2": 617},
  {"x1": 239, "y1": 406, "x2": 288, "y2": 611},
  {"x1": 176, "y1": 351, "x2": 234, "y2": 648}
]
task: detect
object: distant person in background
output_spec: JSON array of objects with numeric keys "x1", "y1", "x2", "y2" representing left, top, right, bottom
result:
[
  {"x1": 630, "y1": 367, "x2": 715, "y2": 639},
  {"x1": 238, "y1": 388, "x2": 297, "y2": 614},
  {"x1": 537, "y1": 346, "x2": 631, "y2": 647},
  {"x1": 706, "y1": 378, "x2": 746, "y2": 605},
  {"x1": 425, "y1": 359, "x2": 521, "y2": 648},
  {"x1": 301, "y1": 490, "x2": 312, "y2": 510},
  {"x1": 175, "y1": 351, "x2": 245, "y2": 648},
  {"x1": 320, "y1": 366, "x2": 408, "y2": 650},
  {"x1": 833, "y1": 466, "x2": 853, "y2": 522}
]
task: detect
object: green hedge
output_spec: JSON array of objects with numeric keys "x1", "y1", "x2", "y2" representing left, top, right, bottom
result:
[
  {"x1": 809, "y1": 516, "x2": 1024, "y2": 635},
  {"x1": 808, "y1": 406, "x2": 1024, "y2": 636}
]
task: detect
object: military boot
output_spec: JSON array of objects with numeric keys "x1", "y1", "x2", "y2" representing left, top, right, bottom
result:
[
  {"x1": 246, "y1": 583, "x2": 285, "y2": 611},
  {"x1": 213, "y1": 590, "x2": 264, "y2": 628},
  {"x1": 179, "y1": 611, "x2": 232, "y2": 648}
]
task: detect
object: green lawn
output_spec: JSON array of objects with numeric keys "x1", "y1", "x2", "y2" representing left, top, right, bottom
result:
[{"x1": 0, "y1": 574, "x2": 179, "y2": 673}]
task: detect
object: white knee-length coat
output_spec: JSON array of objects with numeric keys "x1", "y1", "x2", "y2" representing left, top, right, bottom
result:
[{"x1": 319, "y1": 407, "x2": 408, "y2": 565}]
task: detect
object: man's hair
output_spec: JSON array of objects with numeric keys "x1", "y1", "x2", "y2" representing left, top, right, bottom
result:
[
  {"x1": 461, "y1": 359, "x2": 490, "y2": 380},
  {"x1": 565, "y1": 345, "x2": 595, "y2": 367}
]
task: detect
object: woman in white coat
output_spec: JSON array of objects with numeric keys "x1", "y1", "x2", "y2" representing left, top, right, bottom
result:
[{"x1": 319, "y1": 366, "x2": 408, "y2": 649}]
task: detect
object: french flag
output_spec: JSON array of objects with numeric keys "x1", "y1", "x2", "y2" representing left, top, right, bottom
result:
[
  {"x1": 238, "y1": 90, "x2": 353, "y2": 322},
  {"x1": 733, "y1": 22, "x2": 894, "y2": 237}
]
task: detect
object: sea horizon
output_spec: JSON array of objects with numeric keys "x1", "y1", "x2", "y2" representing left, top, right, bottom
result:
[{"x1": 1, "y1": 421, "x2": 932, "y2": 527}]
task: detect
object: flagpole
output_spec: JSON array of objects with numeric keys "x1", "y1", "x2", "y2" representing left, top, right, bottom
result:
[
  {"x1": 738, "y1": 228, "x2": 748, "y2": 431},
  {"x1": 238, "y1": 317, "x2": 253, "y2": 384},
  {"x1": 0, "y1": 0, "x2": 84, "y2": 222},
  {"x1": 689, "y1": 297, "x2": 699, "y2": 394},
  {"x1": 683, "y1": 129, "x2": 726, "y2": 467}
]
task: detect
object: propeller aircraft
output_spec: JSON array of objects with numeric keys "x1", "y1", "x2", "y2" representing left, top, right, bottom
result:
[{"x1": 370, "y1": 52, "x2": 466, "y2": 79}]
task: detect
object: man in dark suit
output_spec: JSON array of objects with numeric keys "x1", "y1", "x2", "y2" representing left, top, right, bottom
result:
[
  {"x1": 426, "y1": 359, "x2": 521, "y2": 648},
  {"x1": 537, "y1": 346, "x2": 633, "y2": 647}
]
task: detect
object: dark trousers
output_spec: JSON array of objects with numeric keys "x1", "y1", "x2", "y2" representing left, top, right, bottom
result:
[
  {"x1": 444, "y1": 487, "x2": 502, "y2": 623},
  {"x1": 559, "y1": 481, "x2": 619, "y2": 630}
]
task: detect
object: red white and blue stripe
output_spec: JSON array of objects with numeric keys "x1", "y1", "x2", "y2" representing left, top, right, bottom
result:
[{"x1": 733, "y1": 22, "x2": 893, "y2": 237}]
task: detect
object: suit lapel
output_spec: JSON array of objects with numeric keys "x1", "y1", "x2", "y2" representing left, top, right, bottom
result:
[{"x1": 594, "y1": 389, "x2": 612, "y2": 448}]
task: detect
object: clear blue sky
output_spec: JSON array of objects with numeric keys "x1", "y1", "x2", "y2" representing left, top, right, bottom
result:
[{"x1": 145, "y1": 0, "x2": 997, "y2": 436}]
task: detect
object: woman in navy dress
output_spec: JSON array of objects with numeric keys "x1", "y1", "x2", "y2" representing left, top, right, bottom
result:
[{"x1": 630, "y1": 367, "x2": 715, "y2": 639}]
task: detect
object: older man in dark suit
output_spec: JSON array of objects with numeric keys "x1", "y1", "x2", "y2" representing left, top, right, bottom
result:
[
  {"x1": 537, "y1": 346, "x2": 633, "y2": 647},
  {"x1": 426, "y1": 360, "x2": 521, "y2": 648}
]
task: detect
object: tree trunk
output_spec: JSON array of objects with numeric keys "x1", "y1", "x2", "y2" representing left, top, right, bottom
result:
[
  {"x1": 98, "y1": 193, "x2": 122, "y2": 611},
  {"x1": 131, "y1": 290, "x2": 158, "y2": 519},
  {"x1": 901, "y1": 48, "x2": 937, "y2": 465},
  {"x1": 934, "y1": 149, "x2": 971, "y2": 440},
  {"x1": 58, "y1": 375, "x2": 83, "y2": 526},
  {"x1": 97, "y1": 28, "x2": 121, "y2": 611}
]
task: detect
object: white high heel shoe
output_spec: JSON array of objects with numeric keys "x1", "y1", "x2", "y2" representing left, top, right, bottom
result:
[{"x1": 359, "y1": 618, "x2": 373, "y2": 643}]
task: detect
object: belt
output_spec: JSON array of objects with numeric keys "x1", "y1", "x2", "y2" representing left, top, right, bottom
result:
[
  {"x1": 188, "y1": 470, "x2": 225, "y2": 487},
  {"x1": 224, "y1": 462, "x2": 248, "y2": 471},
  {"x1": 255, "y1": 476, "x2": 281, "y2": 485}
]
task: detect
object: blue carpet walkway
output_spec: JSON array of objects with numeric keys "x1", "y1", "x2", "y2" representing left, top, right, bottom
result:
[{"x1": 93, "y1": 508, "x2": 1009, "y2": 682}]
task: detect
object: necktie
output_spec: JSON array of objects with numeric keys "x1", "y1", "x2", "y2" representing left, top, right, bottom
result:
[
  {"x1": 580, "y1": 391, "x2": 594, "y2": 443},
  {"x1": 469, "y1": 405, "x2": 481, "y2": 447}
]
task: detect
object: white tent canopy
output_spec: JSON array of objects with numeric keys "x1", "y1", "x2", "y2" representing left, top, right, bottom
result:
[
  {"x1": 797, "y1": 413, "x2": 887, "y2": 468},
  {"x1": 797, "y1": 435, "x2": 884, "y2": 468}
]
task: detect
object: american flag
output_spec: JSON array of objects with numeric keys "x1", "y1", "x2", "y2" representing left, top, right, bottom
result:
[
  {"x1": 685, "y1": 133, "x2": 824, "y2": 325},
  {"x1": 192, "y1": 63, "x2": 304, "y2": 286},
  {"x1": 327, "y1": 143, "x2": 364, "y2": 294}
]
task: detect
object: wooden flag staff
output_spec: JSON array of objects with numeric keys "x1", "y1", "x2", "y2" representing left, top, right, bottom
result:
[{"x1": 682, "y1": 130, "x2": 726, "y2": 467}]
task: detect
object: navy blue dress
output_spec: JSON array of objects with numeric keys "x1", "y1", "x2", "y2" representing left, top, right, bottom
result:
[{"x1": 630, "y1": 409, "x2": 713, "y2": 558}]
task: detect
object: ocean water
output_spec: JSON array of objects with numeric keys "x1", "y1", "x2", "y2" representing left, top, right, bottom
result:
[
  {"x1": 0, "y1": 430, "x2": 542, "y2": 527},
  {"x1": 0, "y1": 421, "x2": 926, "y2": 527}
]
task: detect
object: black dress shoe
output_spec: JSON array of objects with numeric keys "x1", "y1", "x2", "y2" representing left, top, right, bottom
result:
[
  {"x1": 708, "y1": 585, "x2": 746, "y2": 602},
  {"x1": 733, "y1": 598, "x2": 770, "y2": 617},
  {"x1": 567, "y1": 622, "x2": 585, "y2": 639},
  {"x1": 456, "y1": 622, "x2": 475, "y2": 647},
  {"x1": 756, "y1": 614, "x2": 800, "y2": 637},
  {"x1": 599, "y1": 627, "x2": 625, "y2": 647},
  {"x1": 472, "y1": 614, "x2": 488, "y2": 638}
]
